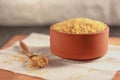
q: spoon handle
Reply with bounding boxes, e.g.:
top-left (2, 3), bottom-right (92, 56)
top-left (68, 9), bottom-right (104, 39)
top-left (19, 41), bottom-right (32, 57)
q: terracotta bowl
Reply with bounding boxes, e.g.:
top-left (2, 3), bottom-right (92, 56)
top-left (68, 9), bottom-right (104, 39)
top-left (50, 26), bottom-right (109, 60)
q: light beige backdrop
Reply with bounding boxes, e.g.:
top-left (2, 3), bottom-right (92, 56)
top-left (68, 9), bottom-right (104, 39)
top-left (0, 0), bottom-right (120, 26)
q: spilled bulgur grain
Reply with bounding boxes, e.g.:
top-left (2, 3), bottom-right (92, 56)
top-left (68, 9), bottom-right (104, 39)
top-left (52, 18), bottom-right (107, 34)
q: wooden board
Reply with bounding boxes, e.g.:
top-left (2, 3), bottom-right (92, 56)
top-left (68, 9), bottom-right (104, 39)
top-left (1, 35), bottom-right (120, 80)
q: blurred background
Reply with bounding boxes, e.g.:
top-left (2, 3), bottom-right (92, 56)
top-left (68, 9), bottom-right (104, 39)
top-left (0, 0), bottom-right (120, 47)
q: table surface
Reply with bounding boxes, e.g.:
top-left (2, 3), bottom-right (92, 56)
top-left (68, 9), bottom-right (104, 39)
top-left (0, 35), bottom-right (120, 80)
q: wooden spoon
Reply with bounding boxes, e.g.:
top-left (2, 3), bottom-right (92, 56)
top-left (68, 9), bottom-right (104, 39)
top-left (19, 41), bottom-right (48, 68)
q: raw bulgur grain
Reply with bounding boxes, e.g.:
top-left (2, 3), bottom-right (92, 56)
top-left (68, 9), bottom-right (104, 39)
top-left (52, 18), bottom-right (107, 34)
top-left (31, 55), bottom-right (47, 68)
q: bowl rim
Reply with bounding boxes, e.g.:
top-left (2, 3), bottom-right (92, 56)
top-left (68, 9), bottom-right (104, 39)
top-left (50, 26), bottom-right (109, 36)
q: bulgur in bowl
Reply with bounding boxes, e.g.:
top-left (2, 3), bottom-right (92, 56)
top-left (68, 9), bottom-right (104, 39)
top-left (50, 18), bottom-right (109, 60)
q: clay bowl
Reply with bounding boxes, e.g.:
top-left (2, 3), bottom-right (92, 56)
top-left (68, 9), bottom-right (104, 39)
top-left (50, 26), bottom-right (109, 60)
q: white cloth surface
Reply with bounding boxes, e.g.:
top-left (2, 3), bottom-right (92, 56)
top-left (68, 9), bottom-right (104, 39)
top-left (0, 33), bottom-right (120, 80)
